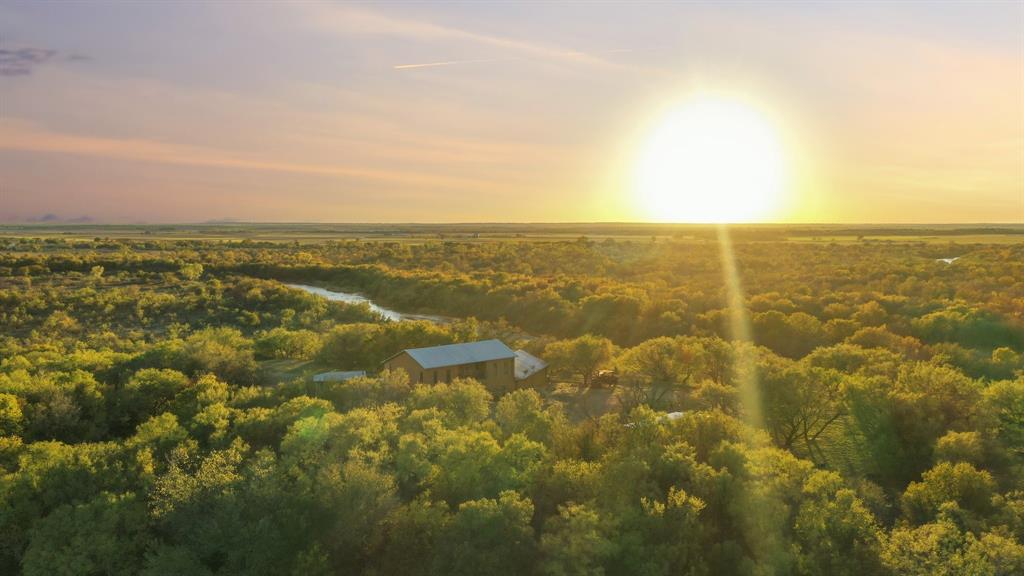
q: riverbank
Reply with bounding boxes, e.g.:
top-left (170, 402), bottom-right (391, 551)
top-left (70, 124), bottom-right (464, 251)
top-left (286, 283), bottom-right (449, 323)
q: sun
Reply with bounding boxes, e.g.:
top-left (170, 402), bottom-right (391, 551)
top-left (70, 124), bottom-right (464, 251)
top-left (634, 94), bottom-right (788, 223)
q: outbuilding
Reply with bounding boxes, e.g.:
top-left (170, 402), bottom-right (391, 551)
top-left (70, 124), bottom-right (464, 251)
top-left (383, 339), bottom-right (517, 391)
top-left (513, 349), bottom-right (548, 388)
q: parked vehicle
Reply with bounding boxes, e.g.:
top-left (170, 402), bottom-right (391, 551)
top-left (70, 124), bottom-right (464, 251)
top-left (592, 369), bottom-right (619, 388)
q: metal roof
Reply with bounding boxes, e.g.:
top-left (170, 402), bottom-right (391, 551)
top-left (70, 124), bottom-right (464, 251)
top-left (312, 370), bottom-right (367, 383)
top-left (514, 349), bottom-right (548, 380)
top-left (401, 339), bottom-right (515, 370)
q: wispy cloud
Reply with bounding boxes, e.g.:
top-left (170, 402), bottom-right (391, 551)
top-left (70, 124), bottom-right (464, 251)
top-left (394, 56), bottom-right (518, 70)
top-left (0, 119), bottom-right (499, 191)
top-left (0, 47), bottom-right (57, 76)
top-left (0, 46), bottom-right (91, 76)
top-left (393, 48), bottom-right (635, 71)
top-left (307, 4), bottom-right (618, 69)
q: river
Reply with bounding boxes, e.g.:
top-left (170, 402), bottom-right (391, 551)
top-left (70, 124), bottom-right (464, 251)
top-left (286, 284), bottom-right (447, 323)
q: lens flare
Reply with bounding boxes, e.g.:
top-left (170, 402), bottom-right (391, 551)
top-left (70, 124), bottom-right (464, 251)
top-left (716, 224), bottom-right (762, 430)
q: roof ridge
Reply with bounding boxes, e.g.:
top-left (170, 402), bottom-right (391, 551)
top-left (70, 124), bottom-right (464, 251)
top-left (405, 337), bottom-right (504, 352)
top-left (392, 339), bottom-right (515, 370)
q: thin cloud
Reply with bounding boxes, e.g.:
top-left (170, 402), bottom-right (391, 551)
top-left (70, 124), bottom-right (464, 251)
top-left (394, 56), bottom-right (520, 70)
top-left (394, 48), bottom-right (636, 71)
top-left (0, 119), bottom-right (499, 191)
top-left (0, 47), bottom-right (57, 76)
top-left (308, 4), bottom-right (617, 69)
top-left (0, 46), bottom-right (91, 76)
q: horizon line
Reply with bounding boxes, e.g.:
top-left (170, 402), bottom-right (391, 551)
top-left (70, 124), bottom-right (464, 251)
top-left (2, 221), bottom-right (1023, 228)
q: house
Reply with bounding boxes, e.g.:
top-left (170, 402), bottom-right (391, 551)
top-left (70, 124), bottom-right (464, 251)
top-left (312, 370), bottom-right (367, 383)
top-left (383, 339), bottom-right (516, 391)
top-left (384, 339), bottom-right (548, 392)
top-left (513, 349), bottom-right (548, 388)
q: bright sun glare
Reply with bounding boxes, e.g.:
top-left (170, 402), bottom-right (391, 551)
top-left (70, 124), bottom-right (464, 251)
top-left (634, 95), bottom-right (787, 223)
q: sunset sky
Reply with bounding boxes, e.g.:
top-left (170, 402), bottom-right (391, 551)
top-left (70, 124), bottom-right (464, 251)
top-left (1, 2), bottom-right (1022, 224)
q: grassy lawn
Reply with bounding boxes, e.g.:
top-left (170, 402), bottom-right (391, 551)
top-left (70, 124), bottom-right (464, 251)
top-left (260, 359), bottom-right (322, 384)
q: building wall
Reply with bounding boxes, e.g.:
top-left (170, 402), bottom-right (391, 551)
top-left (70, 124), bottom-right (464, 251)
top-left (382, 352), bottom-right (425, 383)
top-left (478, 358), bottom-right (516, 393)
top-left (383, 352), bottom-right (515, 391)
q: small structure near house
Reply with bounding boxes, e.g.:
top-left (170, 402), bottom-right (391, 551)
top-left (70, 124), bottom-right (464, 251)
top-left (513, 349), bottom-right (548, 388)
top-left (625, 411), bottom-right (685, 429)
top-left (383, 339), bottom-right (546, 392)
top-left (312, 370), bottom-right (367, 383)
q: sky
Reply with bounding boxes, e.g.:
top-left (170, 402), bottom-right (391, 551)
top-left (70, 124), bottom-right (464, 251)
top-left (1, 1), bottom-right (1022, 224)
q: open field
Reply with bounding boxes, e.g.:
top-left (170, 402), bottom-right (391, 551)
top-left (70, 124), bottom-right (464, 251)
top-left (784, 233), bottom-right (1024, 244)
top-left (2, 222), bottom-right (1023, 244)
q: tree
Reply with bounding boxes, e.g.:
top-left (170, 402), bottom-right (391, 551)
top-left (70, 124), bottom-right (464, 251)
top-left (119, 368), bottom-right (191, 432)
top-left (374, 499), bottom-right (449, 576)
top-left (311, 369), bottom-right (411, 412)
top-left (409, 379), bottom-right (492, 428)
top-left (128, 412), bottom-right (189, 464)
top-left (317, 322), bottom-right (454, 370)
top-left (540, 504), bottom-right (615, 576)
top-left (8, 370), bottom-right (108, 442)
top-left (982, 378), bottom-right (1024, 461)
top-left (425, 428), bottom-right (545, 505)
top-left (318, 461), bottom-right (399, 571)
top-left (848, 363), bottom-right (983, 488)
top-left (545, 335), bottom-right (615, 388)
top-left (179, 263), bottom-right (204, 281)
top-left (181, 327), bottom-right (260, 385)
top-left (882, 516), bottom-right (1024, 576)
top-left (495, 389), bottom-right (560, 444)
top-left (254, 328), bottom-right (321, 360)
top-left (901, 462), bottom-right (996, 525)
top-left (752, 311), bottom-right (826, 358)
top-left (0, 392), bottom-right (23, 436)
top-left (433, 491), bottom-right (537, 576)
top-left (607, 486), bottom-right (707, 576)
top-left (793, 471), bottom-right (884, 576)
top-left (852, 301), bottom-right (887, 327)
top-left (615, 336), bottom-right (708, 409)
top-left (934, 431), bottom-right (985, 466)
top-left (760, 359), bottom-right (846, 460)
top-left (22, 492), bottom-right (150, 576)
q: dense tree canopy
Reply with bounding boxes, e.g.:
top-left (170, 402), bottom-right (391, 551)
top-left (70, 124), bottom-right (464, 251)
top-left (1, 234), bottom-right (1021, 574)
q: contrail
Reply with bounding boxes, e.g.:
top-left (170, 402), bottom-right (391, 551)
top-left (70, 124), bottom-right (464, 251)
top-left (393, 48), bottom-right (634, 70)
top-left (393, 56), bottom-right (518, 70)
